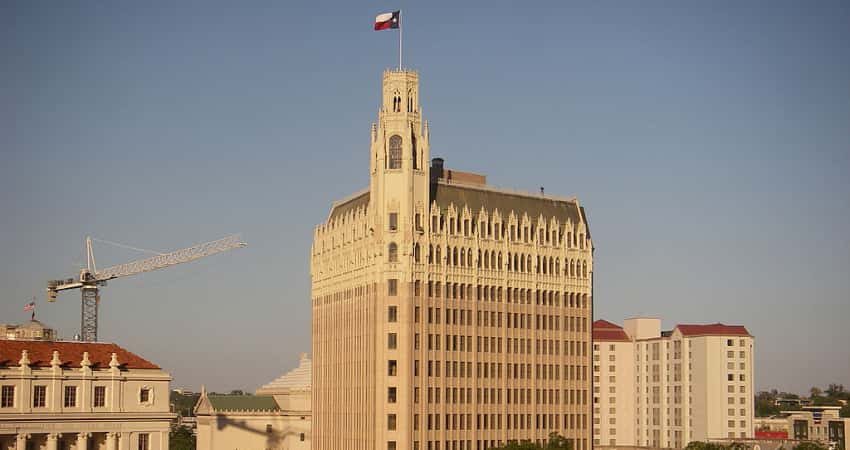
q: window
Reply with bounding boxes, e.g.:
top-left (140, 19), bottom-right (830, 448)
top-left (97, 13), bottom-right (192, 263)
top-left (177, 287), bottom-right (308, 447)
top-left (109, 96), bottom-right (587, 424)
top-left (300, 433), bottom-right (305, 442)
top-left (388, 333), bottom-right (398, 349)
top-left (64, 386), bottom-right (77, 407)
top-left (388, 414), bottom-right (397, 430)
top-left (1, 386), bottom-right (14, 408)
top-left (266, 424), bottom-right (273, 434)
top-left (33, 385), bottom-right (46, 408)
top-left (727, 374), bottom-right (734, 381)
top-left (388, 360), bottom-right (398, 376)
top-left (388, 135), bottom-right (402, 169)
top-left (388, 387), bottom-right (397, 403)
top-left (389, 213), bottom-right (398, 231)
top-left (727, 339), bottom-right (733, 346)
top-left (139, 387), bottom-right (151, 403)
top-left (388, 442), bottom-right (397, 450)
top-left (138, 433), bottom-right (149, 450)
top-left (388, 243), bottom-right (398, 262)
top-left (388, 306), bottom-right (398, 322)
top-left (94, 386), bottom-right (106, 407)
top-left (388, 279), bottom-right (398, 296)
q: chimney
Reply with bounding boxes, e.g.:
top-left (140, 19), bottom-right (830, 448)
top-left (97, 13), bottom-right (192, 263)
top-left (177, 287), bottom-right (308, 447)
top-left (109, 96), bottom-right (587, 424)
top-left (431, 158), bottom-right (444, 182)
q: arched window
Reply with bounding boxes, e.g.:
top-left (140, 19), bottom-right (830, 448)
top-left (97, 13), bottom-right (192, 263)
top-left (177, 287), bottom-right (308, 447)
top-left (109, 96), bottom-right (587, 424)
top-left (388, 243), bottom-right (398, 262)
top-left (388, 135), bottom-right (402, 169)
top-left (428, 244), bottom-right (434, 264)
top-left (435, 246), bottom-right (441, 265)
top-left (413, 243), bottom-right (421, 263)
top-left (467, 249), bottom-right (472, 266)
top-left (583, 261), bottom-right (588, 278)
top-left (393, 91), bottom-right (401, 112)
top-left (412, 134), bottom-right (418, 170)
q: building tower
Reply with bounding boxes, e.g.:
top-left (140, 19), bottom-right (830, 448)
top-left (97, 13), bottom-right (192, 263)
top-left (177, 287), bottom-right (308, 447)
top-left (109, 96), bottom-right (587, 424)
top-left (312, 70), bottom-right (594, 450)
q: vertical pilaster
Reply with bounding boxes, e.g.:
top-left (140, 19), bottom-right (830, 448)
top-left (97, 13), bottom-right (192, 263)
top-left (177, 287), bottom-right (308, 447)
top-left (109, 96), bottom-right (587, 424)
top-left (47, 433), bottom-right (61, 450)
top-left (118, 432), bottom-right (131, 450)
top-left (15, 434), bottom-right (30, 450)
top-left (105, 432), bottom-right (117, 450)
top-left (77, 432), bottom-right (90, 450)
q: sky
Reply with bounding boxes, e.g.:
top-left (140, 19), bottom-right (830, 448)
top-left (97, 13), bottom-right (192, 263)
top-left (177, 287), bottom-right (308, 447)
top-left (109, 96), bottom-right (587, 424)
top-left (1, 1), bottom-right (848, 395)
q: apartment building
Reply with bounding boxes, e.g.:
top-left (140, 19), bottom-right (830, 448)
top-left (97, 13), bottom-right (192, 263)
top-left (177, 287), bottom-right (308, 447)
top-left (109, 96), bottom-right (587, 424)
top-left (593, 318), bottom-right (754, 448)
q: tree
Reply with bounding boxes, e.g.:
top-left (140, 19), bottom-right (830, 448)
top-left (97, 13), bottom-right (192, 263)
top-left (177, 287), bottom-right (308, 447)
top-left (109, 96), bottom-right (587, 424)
top-left (490, 434), bottom-right (572, 450)
top-left (490, 441), bottom-right (540, 450)
top-left (685, 441), bottom-right (729, 450)
top-left (169, 425), bottom-right (195, 450)
top-left (810, 387), bottom-right (822, 398)
top-left (825, 384), bottom-right (846, 398)
top-left (841, 403), bottom-right (850, 418)
top-left (792, 442), bottom-right (827, 450)
top-left (544, 432), bottom-right (572, 450)
top-left (756, 391), bottom-right (781, 417)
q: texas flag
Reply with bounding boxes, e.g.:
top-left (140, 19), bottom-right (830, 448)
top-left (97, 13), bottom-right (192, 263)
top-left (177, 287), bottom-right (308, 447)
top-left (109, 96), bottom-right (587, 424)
top-left (374, 11), bottom-right (400, 31)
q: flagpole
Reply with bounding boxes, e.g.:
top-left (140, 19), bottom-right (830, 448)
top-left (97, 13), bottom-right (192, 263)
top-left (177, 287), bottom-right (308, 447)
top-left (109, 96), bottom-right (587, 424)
top-left (398, 10), bottom-right (403, 70)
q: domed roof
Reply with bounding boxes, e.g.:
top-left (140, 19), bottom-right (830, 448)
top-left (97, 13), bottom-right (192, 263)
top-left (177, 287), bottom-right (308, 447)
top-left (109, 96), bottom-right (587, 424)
top-left (256, 353), bottom-right (311, 395)
top-left (19, 320), bottom-right (48, 330)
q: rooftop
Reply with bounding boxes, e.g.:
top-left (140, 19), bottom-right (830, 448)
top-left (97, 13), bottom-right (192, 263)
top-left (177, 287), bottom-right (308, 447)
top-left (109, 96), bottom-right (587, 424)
top-left (256, 353), bottom-right (311, 395)
top-left (0, 340), bottom-right (159, 369)
top-left (675, 323), bottom-right (751, 337)
top-left (592, 319), bottom-right (631, 342)
top-left (206, 394), bottom-right (280, 412)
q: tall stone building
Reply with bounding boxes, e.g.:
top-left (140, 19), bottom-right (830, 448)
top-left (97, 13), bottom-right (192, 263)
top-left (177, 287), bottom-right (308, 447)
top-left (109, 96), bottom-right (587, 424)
top-left (592, 318), bottom-right (754, 448)
top-left (311, 70), bottom-right (594, 450)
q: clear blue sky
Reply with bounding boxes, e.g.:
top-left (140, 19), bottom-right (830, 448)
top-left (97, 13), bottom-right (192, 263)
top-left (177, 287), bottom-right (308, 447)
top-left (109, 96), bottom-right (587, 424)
top-left (2, 1), bottom-right (848, 394)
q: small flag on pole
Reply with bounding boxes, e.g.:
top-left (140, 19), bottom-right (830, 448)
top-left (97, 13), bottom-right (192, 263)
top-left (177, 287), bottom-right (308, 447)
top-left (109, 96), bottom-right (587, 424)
top-left (23, 301), bottom-right (35, 312)
top-left (374, 11), bottom-right (400, 30)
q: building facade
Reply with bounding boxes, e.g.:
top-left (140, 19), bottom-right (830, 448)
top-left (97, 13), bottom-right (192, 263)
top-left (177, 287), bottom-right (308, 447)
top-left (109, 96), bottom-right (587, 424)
top-left (194, 354), bottom-right (312, 450)
top-left (1, 320), bottom-right (57, 341)
top-left (753, 406), bottom-right (848, 450)
top-left (311, 69), bottom-right (594, 450)
top-left (0, 340), bottom-right (173, 450)
top-left (592, 318), bottom-right (754, 448)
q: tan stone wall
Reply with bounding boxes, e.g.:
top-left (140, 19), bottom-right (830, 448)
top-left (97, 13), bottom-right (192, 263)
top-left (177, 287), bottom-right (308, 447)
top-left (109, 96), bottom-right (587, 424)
top-left (196, 414), bottom-right (310, 450)
top-left (0, 365), bottom-right (173, 450)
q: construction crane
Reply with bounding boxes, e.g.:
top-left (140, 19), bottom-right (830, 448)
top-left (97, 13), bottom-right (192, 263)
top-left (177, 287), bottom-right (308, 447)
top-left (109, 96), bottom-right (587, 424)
top-left (47, 234), bottom-right (246, 342)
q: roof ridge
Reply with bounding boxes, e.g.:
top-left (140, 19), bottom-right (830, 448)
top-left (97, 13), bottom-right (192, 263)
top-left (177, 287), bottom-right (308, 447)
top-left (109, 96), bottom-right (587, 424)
top-left (436, 179), bottom-right (578, 205)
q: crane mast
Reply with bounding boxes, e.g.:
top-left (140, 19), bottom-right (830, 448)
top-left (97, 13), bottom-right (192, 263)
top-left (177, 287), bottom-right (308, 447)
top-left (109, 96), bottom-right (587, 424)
top-left (47, 234), bottom-right (245, 342)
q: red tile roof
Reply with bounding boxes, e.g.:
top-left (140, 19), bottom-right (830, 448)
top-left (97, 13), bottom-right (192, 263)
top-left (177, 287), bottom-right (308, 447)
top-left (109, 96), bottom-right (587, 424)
top-left (593, 319), bottom-right (631, 342)
top-left (675, 324), bottom-right (750, 337)
top-left (0, 340), bottom-right (159, 370)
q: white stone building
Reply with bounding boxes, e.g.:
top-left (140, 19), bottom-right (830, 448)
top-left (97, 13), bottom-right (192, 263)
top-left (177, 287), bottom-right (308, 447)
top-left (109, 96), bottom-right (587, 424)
top-left (592, 318), bottom-right (754, 448)
top-left (0, 339), bottom-right (173, 450)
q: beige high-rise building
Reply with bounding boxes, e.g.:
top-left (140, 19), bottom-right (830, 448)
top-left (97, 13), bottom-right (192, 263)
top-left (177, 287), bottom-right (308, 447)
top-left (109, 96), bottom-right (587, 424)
top-left (311, 69), bottom-right (594, 450)
top-left (592, 318), bottom-right (754, 449)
